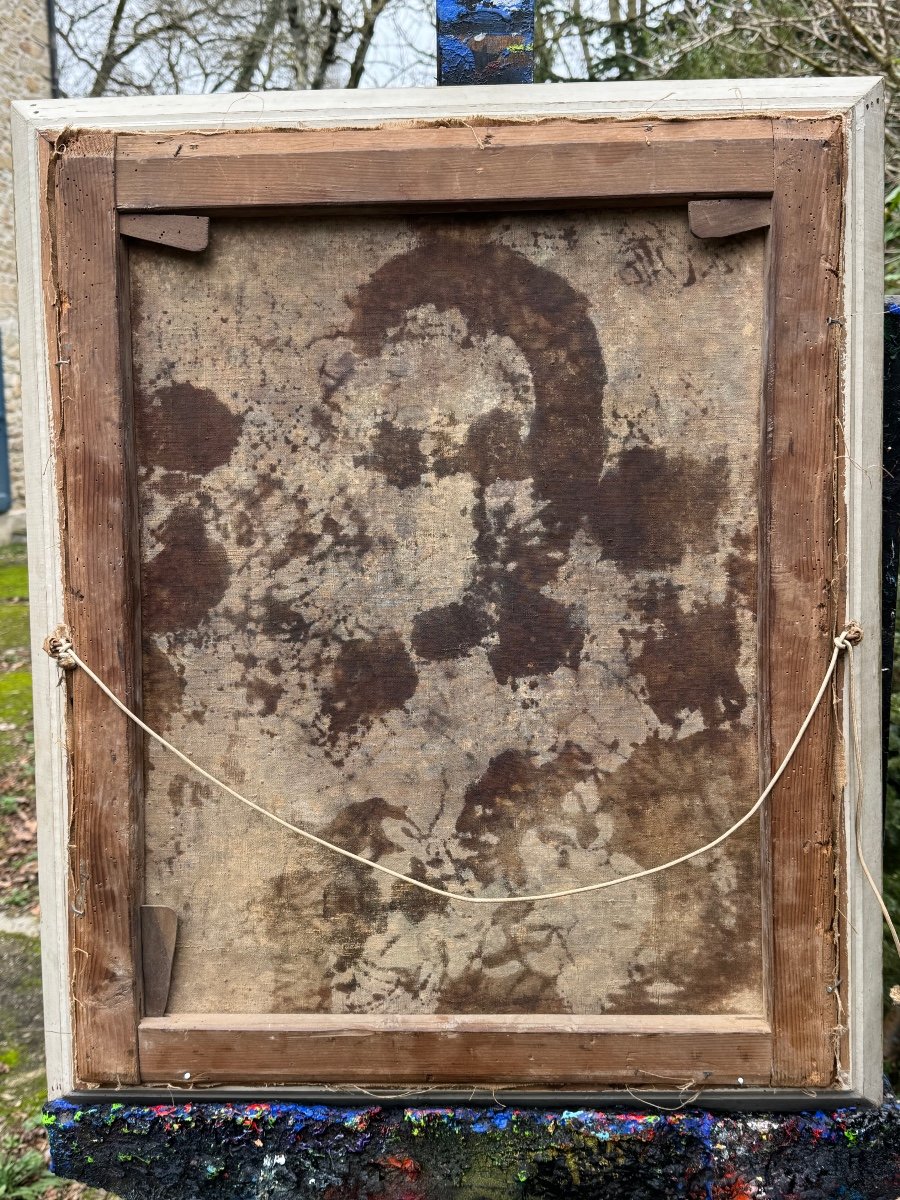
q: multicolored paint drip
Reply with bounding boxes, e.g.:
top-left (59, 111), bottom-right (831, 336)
top-left (437, 0), bottom-right (534, 85)
top-left (44, 1093), bottom-right (900, 1198)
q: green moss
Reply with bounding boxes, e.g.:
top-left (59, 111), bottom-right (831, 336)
top-left (0, 605), bottom-right (30, 656)
top-left (0, 565), bottom-right (28, 602)
top-left (0, 933), bottom-right (46, 1126)
top-left (0, 673), bottom-right (32, 727)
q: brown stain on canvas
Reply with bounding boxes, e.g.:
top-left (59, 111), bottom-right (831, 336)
top-left (347, 229), bottom-right (608, 546)
top-left (455, 742), bottom-right (597, 887)
top-left (357, 421), bottom-right (427, 489)
top-left (260, 798), bottom-right (417, 1010)
top-left (411, 600), bottom-right (492, 662)
top-left (344, 232), bottom-right (607, 685)
top-left (437, 938), bottom-right (568, 1014)
top-left (141, 505), bottom-right (230, 634)
top-left (262, 863), bottom-right (370, 1011)
top-left (320, 632), bottom-right (418, 742)
top-left (726, 527), bottom-right (758, 603)
top-left (142, 640), bottom-right (187, 728)
top-left (598, 729), bottom-right (761, 1011)
top-left (594, 447), bottom-right (728, 571)
top-left (624, 579), bottom-right (746, 730)
top-left (136, 380), bottom-right (243, 474)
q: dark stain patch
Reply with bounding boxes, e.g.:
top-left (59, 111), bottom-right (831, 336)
top-left (488, 588), bottom-right (585, 686)
top-left (261, 598), bottom-right (312, 644)
top-left (390, 861), bottom-right (449, 924)
top-left (142, 639), bottom-right (187, 729)
top-left (437, 957), bottom-right (567, 1014)
top-left (262, 864), bottom-right (371, 1012)
top-left (166, 775), bottom-right (211, 819)
top-left (233, 509), bottom-right (255, 549)
top-left (325, 797), bottom-right (412, 861)
top-left (346, 228), bottom-right (606, 546)
top-left (318, 350), bottom-right (356, 406)
top-left (456, 742), bottom-right (597, 886)
top-left (155, 470), bottom-right (195, 501)
top-left (260, 799), bottom-right (414, 1009)
top-left (599, 729), bottom-right (761, 1013)
top-left (448, 408), bottom-right (530, 486)
top-left (434, 906), bottom-right (572, 1013)
top-left (269, 507), bottom-right (320, 571)
top-left (594, 447), bottom-right (728, 572)
top-left (309, 403), bottom-right (338, 441)
top-left (342, 230), bottom-right (614, 684)
top-left (617, 230), bottom-right (676, 289)
top-left (411, 600), bottom-right (492, 661)
top-left (726, 526), bottom-right (758, 604)
top-left (320, 632), bottom-right (418, 742)
top-left (321, 866), bottom-right (385, 977)
top-left (320, 510), bottom-right (373, 558)
top-left (137, 381), bottom-right (243, 474)
top-left (624, 580), bottom-right (747, 730)
top-left (357, 421), bottom-right (427, 489)
top-left (245, 675), bottom-right (284, 717)
top-left (142, 506), bottom-right (229, 634)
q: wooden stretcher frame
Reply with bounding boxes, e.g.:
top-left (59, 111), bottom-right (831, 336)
top-left (11, 78), bottom-right (885, 1104)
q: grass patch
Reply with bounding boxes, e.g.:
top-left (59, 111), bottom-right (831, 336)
top-left (0, 609), bottom-right (29, 658)
top-left (0, 1137), bottom-right (55, 1197)
top-left (0, 568), bottom-right (28, 604)
top-left (0, 677), bottom-right (32, 731)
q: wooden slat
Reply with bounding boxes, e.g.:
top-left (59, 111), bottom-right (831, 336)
top-left (50, 131), bottom-right (143, 1084)
top-left (119, 213), bottom-right (209, 251)
top-left (688, 197), bottom-right (772, 238)
top-left (139, 1016), bottom-right (772, 1086)
top-left (115, 119), bottom-right (774, 211)
top-left (140, 906), bottom-right (178, 1018)
top-left (767, 118), bottom-right (843, 1087)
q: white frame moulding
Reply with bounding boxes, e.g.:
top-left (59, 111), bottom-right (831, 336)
top-left (11, 77), bottom-right (885, 1104)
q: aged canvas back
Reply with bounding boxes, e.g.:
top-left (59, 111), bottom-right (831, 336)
top-left (133, 207), bottom-right (766, 1018)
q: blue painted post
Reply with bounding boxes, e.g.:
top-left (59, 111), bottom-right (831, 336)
top-left (437, 0), bottom-right (534, 85)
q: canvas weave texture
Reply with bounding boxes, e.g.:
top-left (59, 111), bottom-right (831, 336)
top-left (132, 209), bottom-right (765, 1017)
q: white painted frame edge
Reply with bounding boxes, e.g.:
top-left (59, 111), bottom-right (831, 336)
top-left (9, 76), bottom-right (885, 130)
top-left (843, 81), bottom-right (886, 1105)
top-left (11, 77), bottom-right (885, 1102)
top-left (11, 111), bottom-right (72, 1098)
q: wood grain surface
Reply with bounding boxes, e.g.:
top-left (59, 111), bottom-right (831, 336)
top-left (115, 119), bottom-right (775, 211)
top-left (688, 198), bottom-right (772, 238)
top-left (47, 131), bottom-right (144, 1084)
top-left (120, 213), bottom-right (209, 251)
top-left (767, 118), bottom-right (844, 1087)
top-left (141, 906), bottom-right (178, 1017)
top-left (139, 1014), bottom-right (773, 1085)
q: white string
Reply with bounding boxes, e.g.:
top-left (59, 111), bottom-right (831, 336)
top-left (48, 629), bottom-right (855, 906)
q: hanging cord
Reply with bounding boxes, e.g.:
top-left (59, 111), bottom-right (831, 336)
top-left (46, 625), bottom-right (860, 906)
top-left (844, 638), bottom-right (900, 978)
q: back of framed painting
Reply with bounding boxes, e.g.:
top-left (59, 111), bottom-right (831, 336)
top-left (13, 81), bottom-right (884, 1101)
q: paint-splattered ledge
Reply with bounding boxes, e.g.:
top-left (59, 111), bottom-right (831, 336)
top-left (44, 1092), bottom-right (900, 1198)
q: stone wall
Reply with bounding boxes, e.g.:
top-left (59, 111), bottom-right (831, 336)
top-left (0, 1), bottom-right (51, 542)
